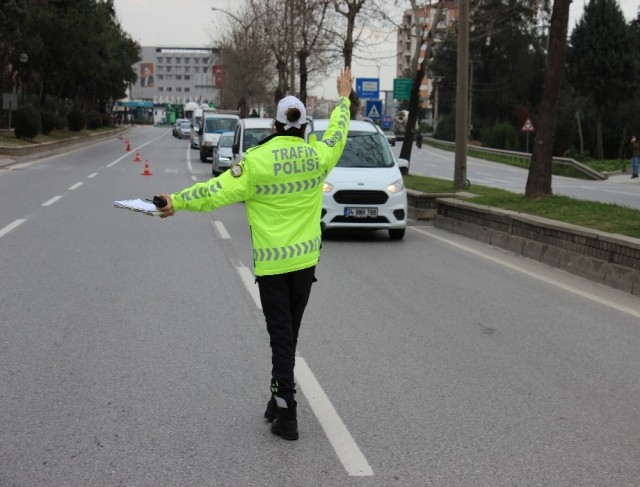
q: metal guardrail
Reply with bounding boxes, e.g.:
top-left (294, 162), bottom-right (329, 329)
top-left (425, 137), bottom-right (608, 181)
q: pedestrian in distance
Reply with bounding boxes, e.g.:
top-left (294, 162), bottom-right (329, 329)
top-left (630, 135), bottom-right (640, 178)
top-left (154, 67), bottom-right (355, 441)
top-left (415, 131), bottom-right (423, 149)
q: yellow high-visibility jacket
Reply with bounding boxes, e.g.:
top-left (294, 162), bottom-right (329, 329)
top-left (171, 97), bottom-right (351, 276)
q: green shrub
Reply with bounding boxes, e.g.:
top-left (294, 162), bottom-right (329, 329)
top-left (40, 110), bottom-right (62, 135)
top-left (433, 113), bottom-right (456, 141)
top-left (67, 109), bottom-right (86, 132)
top-left (481, 122), bottom-right (518, 150)
top-left (14, 104), bottom-right (41, 139)
top-left (87, 111), bottom-right (103, 130)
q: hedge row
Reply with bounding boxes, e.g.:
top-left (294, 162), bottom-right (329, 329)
top-left (13, 106), bottom-right (114, 140)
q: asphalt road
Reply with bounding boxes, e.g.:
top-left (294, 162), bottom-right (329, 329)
top-left (399, 143), bottom-right (640, 210)
top-left (1, 127), bottom-right (639, 486)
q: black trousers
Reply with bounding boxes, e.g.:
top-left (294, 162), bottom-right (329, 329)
top-left (257, 266), bottom-right (316, 405)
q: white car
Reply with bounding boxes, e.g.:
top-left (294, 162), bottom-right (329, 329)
top-left (212, 131), bottom-right (235, 176)
top-left (311, 119), bottom-right (408, 240)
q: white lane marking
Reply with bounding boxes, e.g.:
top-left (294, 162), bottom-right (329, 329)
top-left (87, 172), bottom-right (98, 178)
top-left (296, 357), bottom-right (374, 477)
top-left (68, 182), bottom-right (83, 190)
top-left (236, 265), bottom-right (262, 309)
top-left (107, 132), bottom-right (167, 168)
top-left (234, 261), bottom-right (374, 476)
top-left (211, 220), bottom-right (230, 239)
top-left (42, 195), bottom-right (63, 206)
top-left (411, 226), bottom-right (640, 319)
top-left (187, 145), bottom-right (193, 173)
top-left (0, 219), bottom-right (27, 238)
top-left (107, 151), bottom-right (131, 167)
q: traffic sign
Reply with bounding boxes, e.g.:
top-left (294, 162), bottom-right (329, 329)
top-left (521, 118), bottom-right (535, 132)
top-left (382, 115), bottom-right (393, 129)
top-left (365, 100), bottom-right (382, 120)
top-left (356, 78), bottom-right (379, 100)
top-left (393, 78), bottom-right (412, 100)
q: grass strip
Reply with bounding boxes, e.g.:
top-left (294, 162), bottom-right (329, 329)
top-left (403, 174), bottom-right (640, 239)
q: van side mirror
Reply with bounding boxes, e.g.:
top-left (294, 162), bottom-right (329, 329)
top-left (232, 142), bottom-right (239, 155)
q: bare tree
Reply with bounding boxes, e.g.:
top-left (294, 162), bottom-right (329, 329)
top-left (252, 0), bottom-right (295, 105)
top-left (293, 0), bottom-right (333, 105)
top-left (398, 1), bottom-right (446, 168)
top-left (525, 0), bottom-right (571, 198)
top-left (215, 5), bottom-right (274, 117)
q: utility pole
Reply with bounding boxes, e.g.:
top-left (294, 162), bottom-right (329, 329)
top-left (454, 0), bottom-right (469, 189)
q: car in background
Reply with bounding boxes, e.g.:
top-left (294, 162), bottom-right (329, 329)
top-left (230, 118), bottom-right (274, 165)
top-left (311, 119), bottom-right (408, 240)
top-left (177, 121), bottom-right (192, 140)
top-left (212, 131), bottom-right (235, 176)
top-left (383, 130), bottom-right (396, 146)
top-left (172, 118), bottom-right (188, 137)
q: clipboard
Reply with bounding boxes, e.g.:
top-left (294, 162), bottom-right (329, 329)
top-left (114, 198), bottom-right (163, 216)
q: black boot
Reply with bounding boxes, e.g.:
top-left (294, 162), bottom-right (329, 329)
top-left (271, 400), bottom-right (298, 441)
top-left (264, 396), bottom-right (278, 422)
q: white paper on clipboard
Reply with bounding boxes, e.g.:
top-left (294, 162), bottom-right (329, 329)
top-left (114, 198), bottom-right (162, 216)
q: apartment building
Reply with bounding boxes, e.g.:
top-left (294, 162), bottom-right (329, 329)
top-left (130, 46), bottom-right (221, 106)
top-left (396, 2), bottom-right (458, 112)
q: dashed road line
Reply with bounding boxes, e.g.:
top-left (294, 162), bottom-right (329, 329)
top-left (42, 195), bottom-right (63, 206)
top-left (211, 220), bottom-right (230, 239)
top-left (68, 182), bottom-right (83, 190)
top-left (0, 219), bottom-right (27, 238)
top-left (234, 260), bottom-right (374, 476)
top-left (296, 358), bottom-right (374, 477)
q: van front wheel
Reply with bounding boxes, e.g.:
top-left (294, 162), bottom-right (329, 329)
top-left (389, 228), bottom-right (405, 240)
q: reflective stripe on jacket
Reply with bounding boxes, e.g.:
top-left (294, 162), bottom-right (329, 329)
top-left (171, 97), bottom-right (351, 276)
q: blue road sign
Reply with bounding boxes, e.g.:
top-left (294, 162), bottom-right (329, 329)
top-left (366, 100), bottom-right (382, 120)
top-left (356, 78), bottom-right (379, 100)
top-left (381, 115), bottom-right (393, 129)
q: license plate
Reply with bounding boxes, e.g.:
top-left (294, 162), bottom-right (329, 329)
top-left (344, 207), bottom-right (378, 218)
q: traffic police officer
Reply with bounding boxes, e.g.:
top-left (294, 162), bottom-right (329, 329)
top-left (157, 67), bottom-right (355, 440)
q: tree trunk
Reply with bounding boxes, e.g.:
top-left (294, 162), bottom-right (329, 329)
top-left (525, 0), bottom-right (571, 199)
top-left (399, 67), bottom-right (425, 162)
top-left (595, 111), bottom-right (604, 160)
top-left (298, 51), bottom-right (309, 106)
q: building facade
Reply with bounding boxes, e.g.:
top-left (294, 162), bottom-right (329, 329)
top-left (131, 46), bottom-right (221, 106)
top-left (396, 2), bottom-right (458, 115)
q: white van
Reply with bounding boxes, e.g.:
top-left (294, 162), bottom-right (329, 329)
top-left (198, 113), bottom-right (240, 162)
top-left (231, 118), bottom-right (274, 164)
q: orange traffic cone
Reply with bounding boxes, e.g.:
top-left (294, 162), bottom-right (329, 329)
top-left (133, 150), bottom-right (141, 162)
top-left (126, 141), bottom-right (131, 152)
top-left (141, 160), bottom-right (153, 176)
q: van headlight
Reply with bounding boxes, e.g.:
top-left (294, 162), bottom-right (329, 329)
top-left (387, 179), bottom-right (405, 194)
top-left (323, 182), bottom-right (333, 192)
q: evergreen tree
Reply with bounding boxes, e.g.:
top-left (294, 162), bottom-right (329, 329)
top-left (567, 0), bottom-right (639, 159)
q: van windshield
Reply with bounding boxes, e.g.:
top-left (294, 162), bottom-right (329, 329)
top-left (243, 127), bottom-right (273, 151)
top-left (205, 118), bottom-right (238, 133)
top-left (312, 130), bottom-right (394, 168)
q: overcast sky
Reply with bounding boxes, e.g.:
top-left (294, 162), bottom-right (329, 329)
top-left (113, 0), bottom-right (639, 98)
